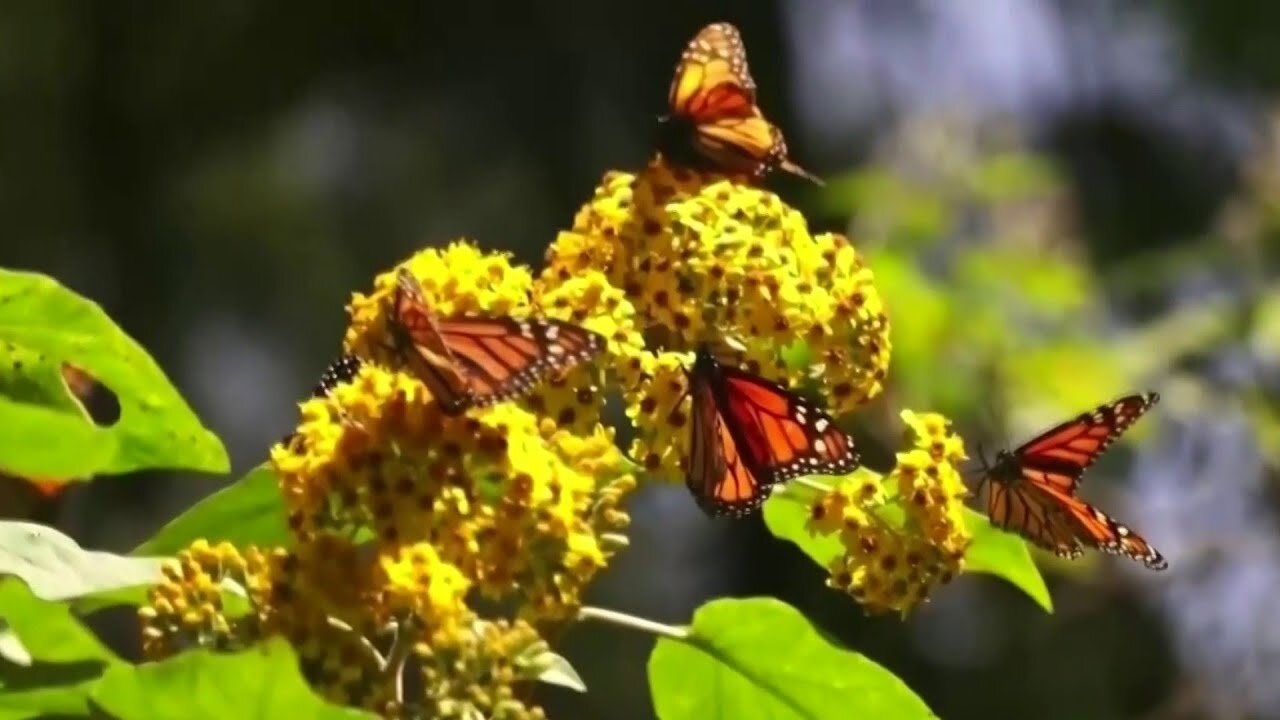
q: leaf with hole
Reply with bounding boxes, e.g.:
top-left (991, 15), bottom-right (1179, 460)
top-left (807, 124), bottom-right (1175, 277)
top-left (0, 268), bottom-right (227, 478)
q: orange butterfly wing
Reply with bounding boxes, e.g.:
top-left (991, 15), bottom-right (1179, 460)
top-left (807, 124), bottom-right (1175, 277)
top-left (668, 22), bottom-right (757, 119)
top-left (390, 269), bottom-right (474, 413)
top-left (1015, 393), bottom-right (1159, 494)
top-left (687, 374), bottom-right (769, 517)
top-left (436, 316), bottom-right (605, 408)
top-left (987, 477), bottom-right (1084, 560)
top-left (685, 347), bottom-right (859, 517)
top-left (390, 269), bottom-right (606, 415)
top-left (985, 393), bottom-right (1166, 570)
top-left (1035, 483), bottom-right (1167, 570)
top-left (660, 23), bottom-right (821, 184)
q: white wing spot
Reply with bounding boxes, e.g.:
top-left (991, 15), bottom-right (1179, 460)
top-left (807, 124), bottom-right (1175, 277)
top-left (814, 418), bottom-right (829, 432)
top-left (813, 439), bottom-right (827, 455)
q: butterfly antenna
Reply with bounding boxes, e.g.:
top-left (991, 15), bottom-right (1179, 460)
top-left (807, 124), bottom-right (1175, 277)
top-left (780, 159), bottom-right (825, 186)
top-left (971, 440), bottom-right (991, 499)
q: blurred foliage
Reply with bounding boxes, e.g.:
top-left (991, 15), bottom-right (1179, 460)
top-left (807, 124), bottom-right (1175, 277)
top-left (828, 113), bottom-right (1280, 480)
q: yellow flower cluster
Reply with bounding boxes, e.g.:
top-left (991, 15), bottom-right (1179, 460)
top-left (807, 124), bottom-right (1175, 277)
top-left (806, 410), bottom-right (971, 615)
top-left (140, 538), bottom-right (557, 716)
top-left (538, 159), bottom-right (891, 482)
top-left (142, 242), bottom-right (637, 716)
top-left (416, 618), bottom-right (551, 720)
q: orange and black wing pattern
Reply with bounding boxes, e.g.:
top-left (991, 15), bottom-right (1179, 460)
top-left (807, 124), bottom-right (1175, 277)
top-left (657, 22), bottom-right (821, 184)
top-left (435, 315), bottom-right (605, 411)
top-left (390, 268), bottom-right (606, 415)
top-left (1013, 393), bottom-right (1159, 494)
top-left (389, 269), bottom-right (474, 413)
top-left (685, 346), bottom-right (859, 517)
top-left (984, 393), bottom-right (1166, 570)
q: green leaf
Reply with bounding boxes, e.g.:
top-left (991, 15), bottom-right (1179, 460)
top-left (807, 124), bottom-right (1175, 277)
top-left (0, 268), bottom-right (228, 477)
top-left (522, 649), bottom-right (586, 693)
top-left (0, 521), bottom-right (163, 602)
top-left (133, 465), bottom-right (290, 556)
top-left (648, 597), bottom-right (935, 720)
top-left (91, 638), bottom-right (377, 719)
top-left (762, 488), bottom-right (1053, 613)
top-left (0, 620), bottom-right (30, 667)
top-left (0, 578), bottom-right (119, 665)
top-left (0, 578), bottom-right (120, 718)
top-left (961, 507), bottom-right (1053, 612)
top-left (0, 396), bottom-right (116, 480)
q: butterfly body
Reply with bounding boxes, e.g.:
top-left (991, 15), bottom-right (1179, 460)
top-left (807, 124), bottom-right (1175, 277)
top-left (982, 393), bottom-right (1167, 570)
top-left (684, 345), bottom-right (859, 517)
top-left (658, 22), bottom-right (821, 184)
top-left (389, 268), bottom-right (605, 415)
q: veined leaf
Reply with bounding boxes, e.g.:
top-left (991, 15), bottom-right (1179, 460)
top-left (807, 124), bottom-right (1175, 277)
top-left (648, 597), bottom-right (935, 719)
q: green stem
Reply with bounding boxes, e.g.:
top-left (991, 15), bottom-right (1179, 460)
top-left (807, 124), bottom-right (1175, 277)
top-left (577, 606), bottom-right (691, 641)
top-left (383, 616), bottom-right (418, 704)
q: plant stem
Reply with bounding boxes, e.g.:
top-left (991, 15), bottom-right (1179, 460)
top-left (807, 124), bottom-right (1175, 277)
top-left (577, 606), bottom-right (691, 641)
top-left (383, 616), bottom-right (418, 705)
top-left (326, 616), bottom-right (386, 667)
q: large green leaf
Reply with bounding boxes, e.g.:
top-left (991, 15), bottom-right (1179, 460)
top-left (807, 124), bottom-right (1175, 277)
top-left (648, 597), bottom-right (935, 720)
top-left (0, 578), bottom-right (120, 718)
top-left (0, 268), bottom-right (227, 478)
top-left (0, 521), bottom-right (163, 602)
top-left (91, 638), bottom-right (376, 719)
top-left (134, 465), bottom-right (290, 556)
top-left (763, 488), bottom-right (1052, 613)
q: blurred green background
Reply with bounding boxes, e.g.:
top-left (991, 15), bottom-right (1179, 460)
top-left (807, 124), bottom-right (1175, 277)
top-left (2, 2), bottom-right (1279, 719)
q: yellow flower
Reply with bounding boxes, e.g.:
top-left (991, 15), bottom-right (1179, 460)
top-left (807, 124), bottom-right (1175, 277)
top-left (417, 618), bottom-right (552, 720)
top-left (535, 158), bottom-right (892, 483)
top-left (530, 270), bottom-right (645, 434)
top-left (805, 411), bottom-right (970, 616)
top-left (377, 542), bottom-right (471, 631)
top-left (623, 350), bottom-right (693, 483)
top-left (894, 410), bottom-right (971, 557)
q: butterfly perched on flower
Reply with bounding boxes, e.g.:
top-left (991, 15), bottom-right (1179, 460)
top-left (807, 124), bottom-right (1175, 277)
top-left (389, 268), bottom-right (606, 415)
top-left (656, 22), bottom-right (822, 185)
top-left (683, 344), bottom-right (859, 517)
top-left (978, 393), bottom-right (1167, 570)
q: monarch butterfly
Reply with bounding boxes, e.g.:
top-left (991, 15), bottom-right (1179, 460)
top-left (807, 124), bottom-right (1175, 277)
top-left (656, 22), bottom-right (822, 185)
top-left (979, 393), bottom-right (1167, 570)
top-left (389, 268), bottom-right (606, 415)
top-left (684, 344), bottom-right (860, 517)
